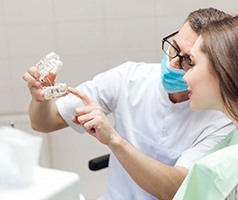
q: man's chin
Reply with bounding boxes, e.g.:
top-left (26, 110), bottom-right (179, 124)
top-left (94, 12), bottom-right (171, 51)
top-left (168, 91), bottom-right (189, 103)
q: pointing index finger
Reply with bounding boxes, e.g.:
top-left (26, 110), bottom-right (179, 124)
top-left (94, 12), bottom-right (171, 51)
top-left (68, 87), bottom-right (93, 105)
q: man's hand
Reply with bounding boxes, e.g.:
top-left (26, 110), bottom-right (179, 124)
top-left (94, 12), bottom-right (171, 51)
top-left (68, 87), bottom-right (119, 145)
top-left (22, 66), bottom-right (56, 102)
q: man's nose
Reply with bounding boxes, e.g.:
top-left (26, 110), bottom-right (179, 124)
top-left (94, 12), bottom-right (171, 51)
top-left (169, 56), bottom-right (181, 69)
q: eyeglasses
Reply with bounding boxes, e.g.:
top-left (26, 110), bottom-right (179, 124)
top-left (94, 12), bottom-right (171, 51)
top-left (162, 31), bottom-right (192, 71)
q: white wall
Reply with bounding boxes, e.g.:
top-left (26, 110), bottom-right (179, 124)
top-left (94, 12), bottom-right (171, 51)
top-left (0, 0), bottom-right (237, 199)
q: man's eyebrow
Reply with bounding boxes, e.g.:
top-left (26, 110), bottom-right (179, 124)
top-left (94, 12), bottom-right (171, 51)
top-left (173, 40), bottom-right (181, 52)
top-left (174, 39), bottom-right (191, 57)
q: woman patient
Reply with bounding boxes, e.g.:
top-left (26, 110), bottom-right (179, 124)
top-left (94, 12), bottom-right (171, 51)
top-left (173, 16), bottom-right (238, 200)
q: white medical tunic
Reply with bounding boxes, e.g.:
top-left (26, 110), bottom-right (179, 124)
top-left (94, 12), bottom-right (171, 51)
top-left (56, 62), bottom-right (235, 200)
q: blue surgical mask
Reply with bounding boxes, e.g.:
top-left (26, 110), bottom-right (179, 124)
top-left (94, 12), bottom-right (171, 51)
top-left (161, 54), bottom-right (188, 93)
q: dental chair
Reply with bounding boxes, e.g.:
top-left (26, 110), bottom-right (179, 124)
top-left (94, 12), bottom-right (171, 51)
top-left (88, 155), bottom-right (238, 200)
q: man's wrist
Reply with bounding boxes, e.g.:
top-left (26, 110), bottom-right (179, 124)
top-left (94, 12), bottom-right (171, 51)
top-left (108, 132), bottom-right (124, 151)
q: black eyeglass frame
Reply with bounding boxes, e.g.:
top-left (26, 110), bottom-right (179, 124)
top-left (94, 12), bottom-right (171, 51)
top-left (162, 31), bottom-right (192, 71)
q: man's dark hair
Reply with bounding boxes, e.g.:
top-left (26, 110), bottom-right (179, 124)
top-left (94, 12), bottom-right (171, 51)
top-left (185, 8), bottom-right (232, 34)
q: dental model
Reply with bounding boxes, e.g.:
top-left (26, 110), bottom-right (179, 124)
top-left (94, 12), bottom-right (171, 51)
top-left (43, 83), bottom-right (68, 100)
top-left (36, 52), bottom-right (68, 100)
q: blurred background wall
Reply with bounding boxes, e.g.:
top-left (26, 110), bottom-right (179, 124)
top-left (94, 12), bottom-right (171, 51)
top-left (0, 0), bottom-right (237, 199)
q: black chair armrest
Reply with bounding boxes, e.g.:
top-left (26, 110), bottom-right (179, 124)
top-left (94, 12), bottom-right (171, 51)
top-left (88, 154), bottom-right (110, 171)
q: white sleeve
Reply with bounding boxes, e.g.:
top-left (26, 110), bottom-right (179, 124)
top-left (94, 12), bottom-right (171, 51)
top-left (55, 62), bottom-right (133, 133)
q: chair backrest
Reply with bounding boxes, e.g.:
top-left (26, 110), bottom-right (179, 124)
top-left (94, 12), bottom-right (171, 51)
top-left (226, 184), bottom-right (238, 200)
